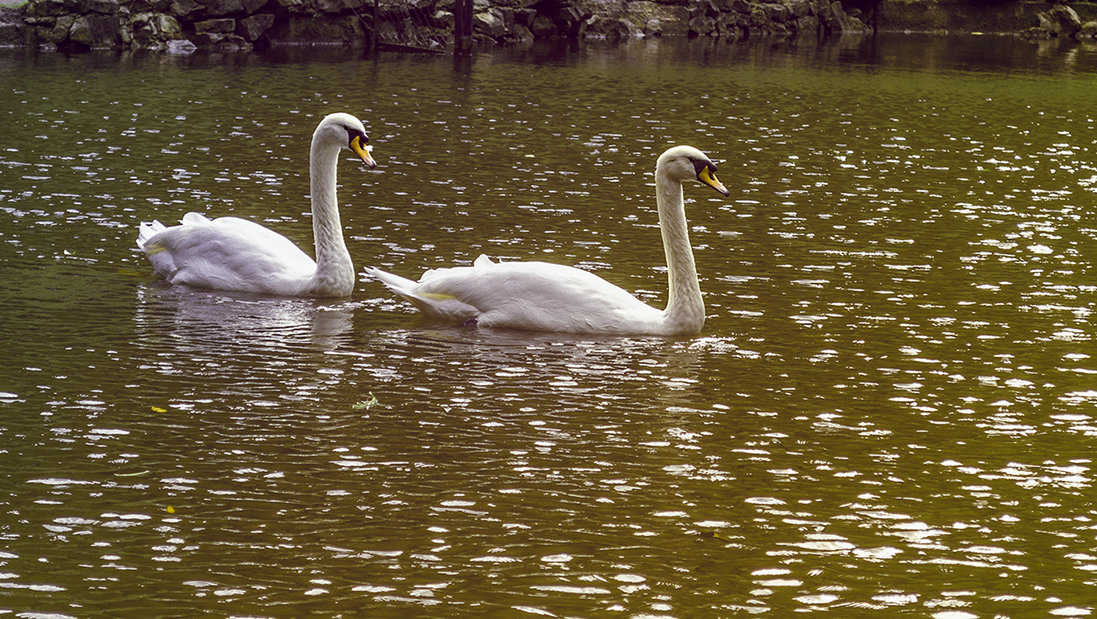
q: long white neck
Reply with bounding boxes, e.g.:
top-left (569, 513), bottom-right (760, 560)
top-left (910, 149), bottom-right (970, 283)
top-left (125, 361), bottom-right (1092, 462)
top-left (308, 138), bottom-right (354, 296)
top-left (656, 167), bottom-right (704, 334)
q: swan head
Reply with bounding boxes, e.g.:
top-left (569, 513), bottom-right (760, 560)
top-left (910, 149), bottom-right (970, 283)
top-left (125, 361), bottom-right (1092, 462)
top-left (315, 112), bottom-right (377, 169)
top-left (656, 145), bottom-right (729, 196)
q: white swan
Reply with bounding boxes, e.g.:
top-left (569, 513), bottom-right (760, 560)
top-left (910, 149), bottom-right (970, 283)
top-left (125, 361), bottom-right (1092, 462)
top-left (364, 145), bottom-right (729, 335)
top-left (136, 112), bottom-right (377, 298)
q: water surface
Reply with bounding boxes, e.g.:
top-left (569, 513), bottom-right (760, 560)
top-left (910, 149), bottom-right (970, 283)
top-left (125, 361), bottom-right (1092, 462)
top-left (3, 34), bottom-right (1097, 616)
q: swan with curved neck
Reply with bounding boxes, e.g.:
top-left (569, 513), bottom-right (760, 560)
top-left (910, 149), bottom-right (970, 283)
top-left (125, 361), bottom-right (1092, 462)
top-left (364, 145), bottom-right (728, 335)
top-left (136, 112), bottom-right (377, 297)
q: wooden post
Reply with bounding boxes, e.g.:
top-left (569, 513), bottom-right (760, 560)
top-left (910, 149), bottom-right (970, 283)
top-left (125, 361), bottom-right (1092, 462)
top-left (372, 0), bottom-right (379, 53)
top-left (454, 0), bottom-right (473, 55)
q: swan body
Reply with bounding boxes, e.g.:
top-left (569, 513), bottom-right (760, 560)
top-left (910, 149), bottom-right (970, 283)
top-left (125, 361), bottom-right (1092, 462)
top-left (364, 145), bottom-right (728, 335)
top-left (136, 112), bottom-right (377, 297)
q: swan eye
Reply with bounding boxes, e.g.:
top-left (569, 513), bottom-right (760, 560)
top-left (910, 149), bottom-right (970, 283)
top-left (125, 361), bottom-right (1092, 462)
top-left (346, 130), bottom-right (369, 149)
top-left (692, 158), bottom-right (715, 177)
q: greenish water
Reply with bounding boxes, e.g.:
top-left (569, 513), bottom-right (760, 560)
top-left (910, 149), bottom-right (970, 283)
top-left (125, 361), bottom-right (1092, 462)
top-left (2, 34), bottom-right (1097, 616)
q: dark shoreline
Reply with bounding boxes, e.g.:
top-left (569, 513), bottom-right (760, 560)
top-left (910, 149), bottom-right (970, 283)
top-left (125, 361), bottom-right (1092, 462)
top-left (1, 0), bottom-right (1096, 54)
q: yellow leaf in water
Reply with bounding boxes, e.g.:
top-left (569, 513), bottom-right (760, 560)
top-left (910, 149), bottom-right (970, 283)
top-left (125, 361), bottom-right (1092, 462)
top-left (151, 406), bottom-right (167, 413)
top-left (352, 393), bottom-right (379, 411)
top-left (166, 506), bottom-right (175, 514)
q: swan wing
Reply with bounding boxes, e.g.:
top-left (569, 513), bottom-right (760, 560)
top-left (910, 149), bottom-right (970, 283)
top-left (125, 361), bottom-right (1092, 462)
top-left (140, 215), bottom-right (316, 294)
top-left (375, 255), bottom-right (663, 333)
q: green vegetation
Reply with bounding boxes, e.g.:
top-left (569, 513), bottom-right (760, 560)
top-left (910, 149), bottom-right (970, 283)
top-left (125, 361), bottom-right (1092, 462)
top-left (352, 393), bottom-right (379, 411)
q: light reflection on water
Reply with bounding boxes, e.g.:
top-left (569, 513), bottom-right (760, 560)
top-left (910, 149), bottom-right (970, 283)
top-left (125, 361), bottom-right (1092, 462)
top-left (2, 34), bottom-right (1097, 616)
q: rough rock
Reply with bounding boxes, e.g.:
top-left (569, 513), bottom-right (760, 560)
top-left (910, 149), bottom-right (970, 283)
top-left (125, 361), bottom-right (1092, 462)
top-left (166, 37), bottom-right (196, 52)
top-left (86, 0), bottom-right (121, 14)
top-left (192, 30), bottom-right (248, 48)
top-left (689, 14), bottom-right (715, 35)
top-left (265, 13), bottom-right (363, 43)
top-left (795, 14), bottom-right (819, 36)
top-left (170, 0), bottom-right (202, 18)
top-left (473, 10), bottom-right (507, 37)
top-left (584, 14), bottom-right (640, 39)
top-left (272, 0), bottom-right (305, 12)
top-left (315, 0), bottom-right (367, 14)
top-left (0, 7), bottom-right (27, 45)
top-left (194, 17), bottom-right (234, 33)
top-left (13, 0), bottom-right (877, 52)
top-left (198, 0), bottom-right (244, 17)
top-left (131, 11), bottom-right (182, 47)
top-left (69, 13), bottom-right (122, 47)
top-left (506, 22), bottom-right (534, 42)
top-left (1037, 4), bottom-right (1081, 37)
top-left (434, 9), bottom-right (455, 28)
top-left (27, 0), bottom-right (67, 17)
top-left (42, 15), bottom-right (75, 44)
top-left (645, 5), bottom-right (690, 35)
top-left (238, 12), bottom-right (273, 40)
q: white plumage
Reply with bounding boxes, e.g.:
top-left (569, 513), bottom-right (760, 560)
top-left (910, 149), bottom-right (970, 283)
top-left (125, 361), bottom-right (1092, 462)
top-left (364, 145), bottom-right (729, 336)
top-left (136, 112), bottom-right (377, 297)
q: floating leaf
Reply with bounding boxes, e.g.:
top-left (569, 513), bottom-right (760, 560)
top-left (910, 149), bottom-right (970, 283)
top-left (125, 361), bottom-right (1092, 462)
top-left (352, 393), bottom-right (379, 411)
top-left (151, 406), bottom-right (167, 413)
top-left (166, 506), bottom-right (175, 514)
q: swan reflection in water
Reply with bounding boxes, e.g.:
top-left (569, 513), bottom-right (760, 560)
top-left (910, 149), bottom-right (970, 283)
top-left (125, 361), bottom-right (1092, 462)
top-left (347, 322), bottom-right (735, 418)
top-left (133, 283), bottom-right (358, 381)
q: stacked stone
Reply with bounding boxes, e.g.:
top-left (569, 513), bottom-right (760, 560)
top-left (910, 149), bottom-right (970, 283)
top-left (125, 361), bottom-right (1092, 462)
top-left (1025, 3), bottom-right (1097, 39)
top-left (22, 0), bottom-right (284, 50)
top-left (11, 0), bottom-right (868, 52)
top-left (20, 0), bottom-right (385, 51)
top-left (583, 0), bottom-right (868, 40)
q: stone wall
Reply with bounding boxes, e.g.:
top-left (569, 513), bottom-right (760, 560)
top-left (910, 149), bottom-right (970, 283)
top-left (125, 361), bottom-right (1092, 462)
top-left (1, 0), bottom-right (870, 52)
top-left (584, 0), bottom-right (868, 40)
top-left (875, 0), bottom-right (1097, 37)
top-left (18, 0), bottom-right (372, 52)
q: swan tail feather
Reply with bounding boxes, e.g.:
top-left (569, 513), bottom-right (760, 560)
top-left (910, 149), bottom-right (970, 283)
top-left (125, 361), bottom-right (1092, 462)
top-left (363, 267), bottom-right (479, 322)
top-left (363, 267), bottom-right (419, 294)
top-left (136, 220), bottom-right (166, 249)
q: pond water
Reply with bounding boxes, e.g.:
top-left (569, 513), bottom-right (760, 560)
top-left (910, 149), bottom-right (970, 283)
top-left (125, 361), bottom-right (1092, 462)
top-left (3, 33), bottom-right (1097, 616)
